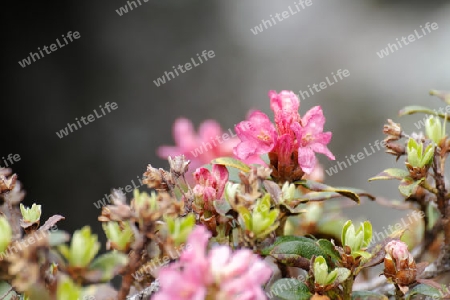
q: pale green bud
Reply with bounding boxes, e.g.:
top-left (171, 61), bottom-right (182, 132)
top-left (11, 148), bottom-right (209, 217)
top-left (407, 138), bottom-right (434, 168)
top-left (59, 226), bottom-right (100, 268)
top-left (425, 116), bottom-right (443, 144)
top-left (20, 203), bottom-right (41, 223)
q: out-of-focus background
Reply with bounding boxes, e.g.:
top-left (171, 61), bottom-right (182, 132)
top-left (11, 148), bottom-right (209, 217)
top-left (2, 0), bottom-right (450, 241)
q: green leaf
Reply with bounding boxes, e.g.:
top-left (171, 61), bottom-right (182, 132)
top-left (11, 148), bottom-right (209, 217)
top-left (368, 168), bottom-right (410, 181)
top-left (0, 281), bottom-right (17, 300)
top-left (405, 283), bottom-right (441, 300)
top-left (342, 220), bottom-right (352, 247)
top-left (352, 291), bottom-right (388, 300)
top-left (295, 180), bottom-right (376, 203)
top-left (57, 277), bottom-right (81, 300)
top-left (269, 279), bottom-right (312, 300)
top-left (317, 239), bottom-right (341, 263)
top-left (86, 251), bottom-right (128, 282)
top-left (362, 221), bottom-right (373, 247)
top-left (398, 178), bottom-right (424, 198)
top-left (399, 105), bottom-right (437, 117)
top-left (261, 236), bottom-right (315, 255)
top-left (236, 206), bottom-right (252, 230)
top-left (399, 105), bottom-right (450, 120)
top-left (211, 157), bottom-right (251, 172)
top-left (270, 240), bottom-right (327, 261)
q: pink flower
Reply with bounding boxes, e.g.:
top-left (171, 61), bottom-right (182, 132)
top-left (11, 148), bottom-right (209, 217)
top-left (193, 164), bottom-right (228, 210)
top-left (154, 226), bottom-right (272, 300)
top-left (385, 240), bottom-right (412, 265)
top-left (291, 106), bottom-right (335, 174)
top-left (157, 118), bottom-right (239, 171)
top-left (233, 111), bottom-right (277, 160)
top-left (234, 91), bottom-right (335, 178)
top-left (269, 90), bottom-right (300, 135)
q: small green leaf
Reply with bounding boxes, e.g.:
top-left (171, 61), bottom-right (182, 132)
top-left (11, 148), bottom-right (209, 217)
top-left (317, 239), bottom-right (341, 263)
top-left (211, 157), bottom-right (251, 172)
top-left (57, 277), bottom-right (81, 300)
top-left (86, 251), bottom-right (128, 282)
top-left (236, 206), bottom-right (252, 230)
top-left (342, 220), bottom-right (352, 247)
top-left (296, 180), bottom-right (376, 203)
top-left (352, 291), bottom-right (388, 300)
top-left (368, 168), bottom-right (410, 181)
top-left (399, 105), bottom-right (440, 117)
top-left (398, 178), bottom-right (424, 198)
top-left (405, 283), bottom-right (441, 300)
top-left (269, 279), bottom-right (312, 300)
top-left (362, 221), bottom-right (373, 247)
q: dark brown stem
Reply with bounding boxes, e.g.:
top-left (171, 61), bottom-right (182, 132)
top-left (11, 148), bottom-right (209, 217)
top-left (432, 150), bottom-right (450, 270)
top-left (118, 231), bottom-right (148, 300)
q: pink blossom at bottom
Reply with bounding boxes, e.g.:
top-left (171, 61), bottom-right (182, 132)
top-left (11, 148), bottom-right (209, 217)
top-left (153, 226), bottom-right (272, 300)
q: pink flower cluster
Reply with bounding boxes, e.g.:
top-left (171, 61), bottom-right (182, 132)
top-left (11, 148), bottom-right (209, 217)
top-left (154, 226), bottom-right (272, 300)
top-left (234, 90), bottom-right (335, 176)
top-left (192, 164), bottom-right (228, 211)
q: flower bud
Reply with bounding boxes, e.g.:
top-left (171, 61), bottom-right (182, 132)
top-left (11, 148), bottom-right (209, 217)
top-left (341, 220), bottom-right (372, 256)
top-left (57, 276), bottom-right (81, 300)
top-left (58, 226), bottom-right (100, 268)
top-left (281, 182), bottom-right (296, 203)
top-left (224, 182), bottom-right (240, 201)
top-left (132, 190), bottom-right (158, 216)
top-left (102, 221), bottom-right (134, 252)
top-left (252, 194), bottom-right (279, 238)
top-left (314, 256), bottom-right (350, 288)
top-left (20, 203), bottom-right (41, 224)
top-left (425, 116), bottom-right (444, 144)
top-left (237, 193), bottom-right (279, 239)
top-left (0, 216), bottom-right (12, 254)
top-left (384, 240), bottom-right (416, 286)
top-left (406, 138), bottom-right (434, 168)
top-left (164, 214), bottom-right (195, 246)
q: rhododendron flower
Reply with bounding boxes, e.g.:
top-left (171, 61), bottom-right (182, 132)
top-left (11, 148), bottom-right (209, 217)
top-left (234, 111), bottom-right (277, 160)
top-left (157, 118), bottom-right (239, 171)
top-left (193, 164), bottom-right (228, 211)
top-left (158, 118), bottom-right (263, 173)
top-left (233, 90), bottom-right (334, 180)
top-left (291, 106), bottom-right (335, 174)
top-left (154, 226), bottom-right (272, 300)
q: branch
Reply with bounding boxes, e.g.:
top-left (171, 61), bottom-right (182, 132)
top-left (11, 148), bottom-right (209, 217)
top-left (126, 280), bottom-right (160, 300)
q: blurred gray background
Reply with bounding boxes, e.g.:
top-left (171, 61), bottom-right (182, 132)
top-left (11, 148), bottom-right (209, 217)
top-left (2, 0), bottom-right (450, 241)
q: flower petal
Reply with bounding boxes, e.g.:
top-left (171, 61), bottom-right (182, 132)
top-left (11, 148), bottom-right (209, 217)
top-left (198, 120), bottom-right (223, 142)
top-left (310, 142), bottom-right (335, 160)
top-left (173, 118), bottom-right (199, 150)
top-left (211, 164), bottom-right (229, 198)
top-left (301, 106), bottom-right (325, 134)
top-left (234, 111), bottom-right (276, 160)
top-left (297, 146), bottom-right (316, 174)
